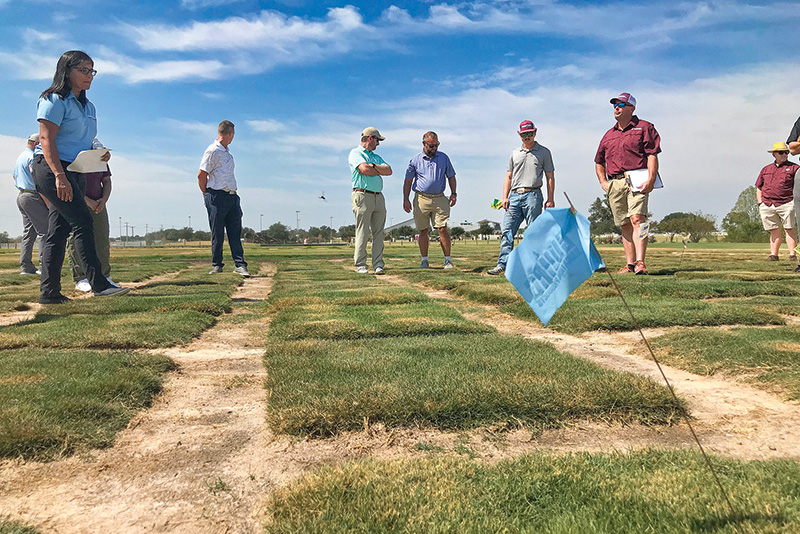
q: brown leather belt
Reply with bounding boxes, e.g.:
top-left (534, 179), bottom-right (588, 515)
top-left (353, 188), bottom-right (380, 194)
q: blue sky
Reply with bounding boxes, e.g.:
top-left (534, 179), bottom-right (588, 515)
top-left (2, 0), bottom-right (799, 237)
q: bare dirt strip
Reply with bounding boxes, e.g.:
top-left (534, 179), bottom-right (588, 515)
top-left (3, 263), bottom-right (800, 533)
top-left (1, 265), bottom-right (281, 533)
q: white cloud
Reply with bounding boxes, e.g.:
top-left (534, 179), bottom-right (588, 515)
top-left (247, 119), bottom-right (285, 133)
top-left (125, 7), bottom-right (365, 52)
top-left (181, 0), bottom-right (245, 9)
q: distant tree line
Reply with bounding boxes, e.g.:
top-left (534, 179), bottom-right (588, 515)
top-left (587, 185), bottom-right (768, 243)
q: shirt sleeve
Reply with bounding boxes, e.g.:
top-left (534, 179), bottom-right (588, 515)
top-left (199, 148), bottom-right (217, 173)
top-left (542, 148), bottom-right (555, 173)
top-left (348, 148), bottom-right (366, 173)
top-left (372, 153), bottom-right (387, 166)
top-left (444, 155), bottom-right (456, 179)
top-left (755, 168), bottom-right (765, 189)
top-left (507, 153), bottom-right (515, 173)
top-left (643, 123), bottom-right (662, 156)
top-left (594, 136), bottom-right (606, 166)
top-left (405, 158), bottom-right (416, 181)
top-left (37, 95), bottom-right (66, 126)
top-left (788, 118), bottom-right (800, 144)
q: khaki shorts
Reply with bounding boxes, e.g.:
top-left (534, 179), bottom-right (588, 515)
top-left (607, 179), bottom-right (648, 227)
top-left (760, 200), bottom-right (796, 230)
top-left (413, 193), bottom-right (450, 230)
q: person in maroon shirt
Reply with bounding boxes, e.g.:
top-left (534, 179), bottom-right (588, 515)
top-left (595, 92), bottom-right (661, 275)
top-left (756, 142), bottom-right (800, 265)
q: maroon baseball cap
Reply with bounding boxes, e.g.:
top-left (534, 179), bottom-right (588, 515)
top-left (518, 120), bottom-right (536, 134)
top-left (610, 92), bottom-right (636, 107)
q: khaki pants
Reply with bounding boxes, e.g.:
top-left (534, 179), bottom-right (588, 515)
top-left (351, 190), bottom-right (386, 269)
top-left (67, 205), bottom-right (111, 281)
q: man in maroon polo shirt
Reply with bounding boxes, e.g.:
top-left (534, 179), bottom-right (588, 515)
top-left (756, 142), bottom-right (800, 267)
top-left (594, 92), bottom-right (661, 275)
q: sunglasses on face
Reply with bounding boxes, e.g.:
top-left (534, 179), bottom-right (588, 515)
top-left (519, 132), bottom-right (535, 138)
top-left (613, 102), bottom-right (631, 109)
top-left (774, 151), bottom-right (789, 155)
top-left (424, 142), bottom-right (440, 148)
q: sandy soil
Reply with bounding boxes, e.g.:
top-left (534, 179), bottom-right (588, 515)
top-left (2, 263), bottom-right (800, 532)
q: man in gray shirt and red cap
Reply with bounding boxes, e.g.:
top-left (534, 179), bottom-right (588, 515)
top-left (487, 120), bottom-right (555, 275)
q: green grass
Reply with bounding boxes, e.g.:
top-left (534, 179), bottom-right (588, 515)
top-left (651, 326), bottom-right (800, 400)
top-left (0, 520), bottom-right (40, 534)
top-left (265, 334), bottom-right (683, 437)
top-left (265, 450), bottom-right (800, 533)
top-left (0, 349), bottom-right (174, 459)
top-left (268, 302), bottom-right (493, 340)
top-left (0, 310), bottom-right (216, 349)
top-left (514, 297), bottom-right (785, 334)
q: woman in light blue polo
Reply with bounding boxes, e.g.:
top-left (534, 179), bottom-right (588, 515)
top-left (32, 50), bottom-right (129, 303)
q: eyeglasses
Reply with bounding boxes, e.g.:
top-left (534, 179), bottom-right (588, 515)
top-left (613, 102), bottom-right (630, 109)
top-left (774, 151), bottom-right (789, 155)
top-left (75, 67), bottom-right (97, 77)
top-left (424, 142), bottom-right (440, 148)
top-left (519, 132), bottom-right (535, 138)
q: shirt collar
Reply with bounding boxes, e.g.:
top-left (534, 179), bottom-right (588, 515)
top-left (214, 140), bottom-right (229, 151)
top-left (614, 115), bottom-right (640, 131)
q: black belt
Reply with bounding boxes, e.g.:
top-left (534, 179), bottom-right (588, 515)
top-left (207, 188), bottom-right (237, 195)
top-left (608, 173), bottom-right (626, 180)
top-left (18, 189), bottom-right (37, 193)
top-left (353, 188), bottom-right (380, 194)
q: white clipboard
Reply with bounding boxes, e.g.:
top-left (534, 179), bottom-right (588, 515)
top-left (66, 149), bottom-right (111, 173)
top-left (625, 168), bottom-right (663, 193)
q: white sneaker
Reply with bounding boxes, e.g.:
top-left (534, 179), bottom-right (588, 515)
top-left (75, 279), bottom-right (92, 292)
top-left (356, 266), bottom-right (369, 274)
top-left (374, 267), bottom-right (385, 275)
top-left (444, 259), bottom-right (454, 269)
top-left (106, 276), bottom-right (121, 288)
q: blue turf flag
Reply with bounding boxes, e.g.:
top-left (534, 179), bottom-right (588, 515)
top-left (505, 207), bottom-right (605, 326)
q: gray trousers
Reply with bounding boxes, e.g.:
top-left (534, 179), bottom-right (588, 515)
top-left (16, 190), bottom-right (49, 273)
top-left (67, 206), bottom-right (111, 282)
top-left (351, 190), bottom-right (386, 269)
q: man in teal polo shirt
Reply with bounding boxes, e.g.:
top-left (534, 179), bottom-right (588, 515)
top-left (348, 127), bottom-right (393, 274)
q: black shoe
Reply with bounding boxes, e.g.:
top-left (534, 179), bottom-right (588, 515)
top-left (40, 294), bottom-right (71, 304)
top-left (795, 264), bottom-right (800, 273)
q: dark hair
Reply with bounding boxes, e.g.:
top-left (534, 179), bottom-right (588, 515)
top-left (40, 50), bottom-right (93, 105)
top-left (422, 131), bottom-right (438, 142)
top-left (218, 120), bottom-right (235, 135)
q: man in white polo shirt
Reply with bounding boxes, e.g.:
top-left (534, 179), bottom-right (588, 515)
top-left (198, 120), bottom-right (249, 276)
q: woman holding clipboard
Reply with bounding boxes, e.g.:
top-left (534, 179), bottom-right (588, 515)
top-left (32, 50), bottom-right (129, 303)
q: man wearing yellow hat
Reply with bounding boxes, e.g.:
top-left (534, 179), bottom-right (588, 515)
top-left (756, 142), bottom-right (800, 265)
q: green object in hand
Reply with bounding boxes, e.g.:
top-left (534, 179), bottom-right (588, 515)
top-left (491, 199), bottom-right (503, 210)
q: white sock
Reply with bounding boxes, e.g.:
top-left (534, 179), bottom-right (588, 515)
top-left (421, 256), bottom-right (428, 261)
top-left (445, 256), bottom-right (451, 261)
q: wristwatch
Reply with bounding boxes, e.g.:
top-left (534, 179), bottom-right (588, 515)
top-left (370, 163), bottom-right (376, 169)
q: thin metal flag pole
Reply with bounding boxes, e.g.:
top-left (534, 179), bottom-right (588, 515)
top-left (564, 193), bottom-right (737, 517)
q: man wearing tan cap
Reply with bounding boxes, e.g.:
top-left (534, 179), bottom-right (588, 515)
top-left (756, 142), bottom-right (800, 265)
top-left (348, 127), bottom-right (393, 274)
top-left (12, 133), bottom-right (49, 275)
